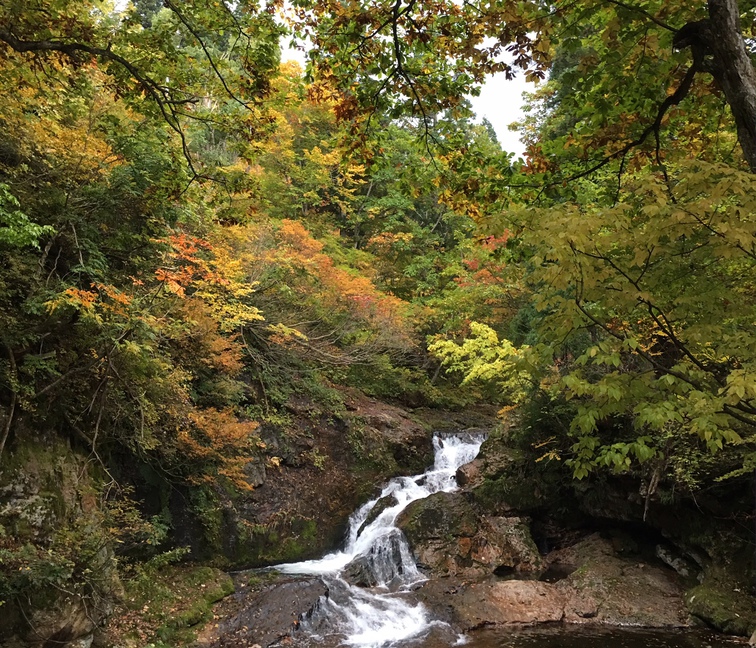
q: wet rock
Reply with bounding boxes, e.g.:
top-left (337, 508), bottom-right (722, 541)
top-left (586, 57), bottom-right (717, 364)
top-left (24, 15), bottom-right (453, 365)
top-left (342, 554), bottom-right (379, 587)
top-left (343, 530), bottom-right (414, 588)
top-left (356, 493), bottom-right (399, 538)
top-left (202, 577), bottom-right (328, 648)
top-left (398, 491), bottom-right (479, 543)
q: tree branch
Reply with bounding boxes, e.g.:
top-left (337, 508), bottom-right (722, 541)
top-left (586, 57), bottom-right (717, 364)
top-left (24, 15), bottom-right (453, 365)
top-left (601, 0), bottom-right (677, 33)
top-left (0, 347), bottom-right (18, 461)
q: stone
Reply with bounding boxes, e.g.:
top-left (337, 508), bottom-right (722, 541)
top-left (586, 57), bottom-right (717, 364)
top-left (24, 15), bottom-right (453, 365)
top-left (415, 534), bottom-right (690, 632)
top-left (447, 580), bottom-right (566, 629)
top-left (356, 493), bottom-right (399, 538)
top-left (203, 577), bottom-right (329, 648)
top-left (397, 492), bottom-right (542, 578)
top-left (456, 459), bottom-right (482, 488)
top-left (655, 544), bottom-right (694, 578)
top-left (552, 534), bottom-right (688, 627)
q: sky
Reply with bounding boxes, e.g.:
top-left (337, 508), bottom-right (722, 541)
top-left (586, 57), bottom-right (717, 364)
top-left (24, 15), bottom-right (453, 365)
top-left (468, 73), bottom-right (534, 158)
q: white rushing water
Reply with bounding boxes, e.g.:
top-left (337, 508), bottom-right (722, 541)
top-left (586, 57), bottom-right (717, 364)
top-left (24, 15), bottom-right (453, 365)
top-left (277, 432), bottom-right (486, 648)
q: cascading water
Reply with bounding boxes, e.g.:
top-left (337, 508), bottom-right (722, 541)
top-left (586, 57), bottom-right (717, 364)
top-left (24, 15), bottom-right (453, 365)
top-left (276, 432), bottom-right (486, 648)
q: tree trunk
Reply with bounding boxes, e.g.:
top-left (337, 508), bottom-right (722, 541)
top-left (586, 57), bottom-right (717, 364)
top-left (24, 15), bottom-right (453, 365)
top-left (707, 0), bottom-right (756, 172)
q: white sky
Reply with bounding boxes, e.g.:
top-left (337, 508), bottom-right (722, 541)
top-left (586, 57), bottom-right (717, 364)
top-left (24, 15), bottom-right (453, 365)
top-left (468, 73), bottom-right (533, 158)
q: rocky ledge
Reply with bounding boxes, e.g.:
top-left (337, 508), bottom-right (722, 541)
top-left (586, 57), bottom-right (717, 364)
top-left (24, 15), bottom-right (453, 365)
top-left (393, 484), bottom-right (691, 631)
top-left (414, 533), bottom-right (688, 630)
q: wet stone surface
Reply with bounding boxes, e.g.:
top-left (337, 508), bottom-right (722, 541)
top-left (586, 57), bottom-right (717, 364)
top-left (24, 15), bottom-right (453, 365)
top-left (197, 575), bottom-right (327, 648)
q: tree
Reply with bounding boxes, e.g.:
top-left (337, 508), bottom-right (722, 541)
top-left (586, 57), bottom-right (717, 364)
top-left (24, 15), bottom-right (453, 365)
top-left (291, 0), bottom-right (756, 175)
top-left (0, 0), bottom-right (282, 178)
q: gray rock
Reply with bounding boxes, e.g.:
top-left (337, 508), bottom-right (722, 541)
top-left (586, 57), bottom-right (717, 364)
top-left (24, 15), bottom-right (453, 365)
top-left (208, 577), bottom-right (329, 648)
top-left (655, 544), bottom-right (695, 578)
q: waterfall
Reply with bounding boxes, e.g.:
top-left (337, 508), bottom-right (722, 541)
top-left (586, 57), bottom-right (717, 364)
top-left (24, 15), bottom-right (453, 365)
top-left (276, 432), bottom-right (486, 647)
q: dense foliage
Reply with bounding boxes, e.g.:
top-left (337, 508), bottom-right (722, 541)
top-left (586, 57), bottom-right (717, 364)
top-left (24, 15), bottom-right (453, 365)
top-left (2, 0), bottom-right (756, 634)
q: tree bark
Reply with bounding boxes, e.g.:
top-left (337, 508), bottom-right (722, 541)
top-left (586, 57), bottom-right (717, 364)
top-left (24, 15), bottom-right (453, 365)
top-left (706, 0), bottom-right (756, 172)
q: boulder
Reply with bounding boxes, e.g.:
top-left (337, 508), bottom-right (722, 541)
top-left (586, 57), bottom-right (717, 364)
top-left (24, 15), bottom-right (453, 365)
top-left (396, 491), bottom-right (543, 578)
top-left (202, 577), bottom-right (328, 648)
top-left (342, 531), bottom-right (411, 588)
top-left (415, 534), bottom-right (689, 631)
top-left (450, 580), bottom-right (566, 629)
top-left (456, 459), bottom-right (482, 488)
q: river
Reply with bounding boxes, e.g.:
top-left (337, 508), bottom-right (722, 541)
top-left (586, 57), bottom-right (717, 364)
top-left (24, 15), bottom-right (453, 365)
top-left (270, 432), bottom-right (746, 648)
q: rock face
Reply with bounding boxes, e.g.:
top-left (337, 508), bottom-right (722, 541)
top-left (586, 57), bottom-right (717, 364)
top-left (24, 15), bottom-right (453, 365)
top-left (466, 427), bottom-right (756, 637)
top-left (417, 534), bottom-right (689, 631)
top-left (552, 534), bottom-right (688, 626)
top-left (199, 576), bottom-right (328, 648)
top-left (173, 388), bottom-right (438, 568)
top-left (0, 434), bottom-right (123, 648)
top-left (396, 491), bottom-right (543, 578)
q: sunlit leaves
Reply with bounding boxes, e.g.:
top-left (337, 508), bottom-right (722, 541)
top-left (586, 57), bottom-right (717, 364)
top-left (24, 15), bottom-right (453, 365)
top-left (429, 322), bottom-right (531, 404)
top-left (0, 184), bottom-right (53, 249)
top-left (493, 161), bottom-right (756, 480)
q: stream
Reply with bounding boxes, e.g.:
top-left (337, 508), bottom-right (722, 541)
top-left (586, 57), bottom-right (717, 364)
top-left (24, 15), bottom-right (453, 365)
top-left (272, 433), bottom-right (745, 648)
top-left (276, 432), bottom-right (484, 646)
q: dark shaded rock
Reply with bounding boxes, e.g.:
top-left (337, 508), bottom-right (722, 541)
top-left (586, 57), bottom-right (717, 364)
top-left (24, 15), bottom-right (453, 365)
top-left (211, 389), bottom-right (442, 567)
top-left (656, 544), bottom-right (696, 579)
top-left (202, 576), bottom-right (328, 648)
top-left (343, 531), bottom-right (412, 588)
top-left (356, 493), bottom-right (399, 538)
top-left (342, 554), bottom-right (379, 588)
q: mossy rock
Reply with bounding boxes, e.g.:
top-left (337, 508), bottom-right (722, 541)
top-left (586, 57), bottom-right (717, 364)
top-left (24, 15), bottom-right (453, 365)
top-left (115, 564), bottom-right (234, 646)
top-left (397, 491), bottom-right (479, 543)
top-left (686, 580), bottom-right (756, 636)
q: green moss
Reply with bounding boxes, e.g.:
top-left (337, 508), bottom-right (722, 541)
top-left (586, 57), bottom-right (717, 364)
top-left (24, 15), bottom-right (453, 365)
top-left (0, 435), bottom-right (121, 614)
top-left (260, 518), bottom-right (319, 563)
top-left (124, 563), bottom-right (234, 646)
top-left (686, 579), bottom-right (756, 636)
